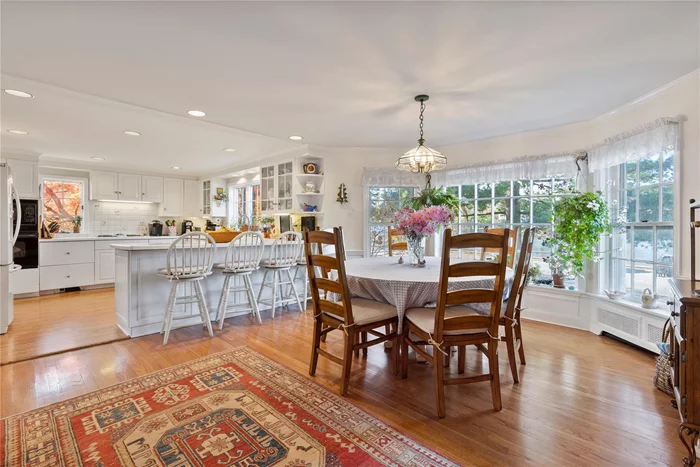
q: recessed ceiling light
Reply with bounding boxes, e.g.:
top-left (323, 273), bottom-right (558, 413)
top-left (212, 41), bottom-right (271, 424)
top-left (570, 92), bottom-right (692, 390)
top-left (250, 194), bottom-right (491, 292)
top-left (91, 157), bottom-right (105, 161)
top-left (172, 166), bottom-right (181, 170)
top-left (289, 135), bottom-right (303, 141)
top-left (223, 148), bottom-right (236, 152)
top-left (7, 129), bottom-right (28, 135)
top-left (187, 110), bottom-right (206, 117)
top-left (124, 130), bottom-right (141, 136)
top-left (4, 89), bottom-right (33, 98)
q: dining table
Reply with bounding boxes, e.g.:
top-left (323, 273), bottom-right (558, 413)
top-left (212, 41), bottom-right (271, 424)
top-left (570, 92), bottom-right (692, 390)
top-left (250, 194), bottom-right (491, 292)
top-left (343, 256), bottom-right (515, 333)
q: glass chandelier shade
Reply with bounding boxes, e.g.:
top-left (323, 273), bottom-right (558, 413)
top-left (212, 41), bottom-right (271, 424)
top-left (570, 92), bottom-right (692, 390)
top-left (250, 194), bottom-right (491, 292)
top-left (396, 95), bottom-right (447, 174)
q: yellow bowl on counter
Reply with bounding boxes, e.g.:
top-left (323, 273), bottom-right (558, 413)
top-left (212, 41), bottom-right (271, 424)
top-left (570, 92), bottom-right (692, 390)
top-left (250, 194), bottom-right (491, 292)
top-left (205, 230), bottom-right (241, 243)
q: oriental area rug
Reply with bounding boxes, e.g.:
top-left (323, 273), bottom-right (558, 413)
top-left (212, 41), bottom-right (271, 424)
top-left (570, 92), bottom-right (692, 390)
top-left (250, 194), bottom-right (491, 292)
top-left (1, 347), bottom-right (456, 466)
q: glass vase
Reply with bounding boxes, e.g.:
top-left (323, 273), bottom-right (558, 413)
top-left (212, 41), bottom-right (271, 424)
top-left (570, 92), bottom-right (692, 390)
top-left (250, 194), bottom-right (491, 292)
top-left (407, 236), bottom-right (426, 267)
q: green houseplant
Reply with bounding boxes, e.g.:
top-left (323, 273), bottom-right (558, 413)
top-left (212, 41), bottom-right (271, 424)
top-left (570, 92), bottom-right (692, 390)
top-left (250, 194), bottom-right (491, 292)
top-left (408, 185), bottom-right (459, 214)
top-left (72, 215), bottom-right (82, 233)
top-left (545, 191), bottom-right (611, 288)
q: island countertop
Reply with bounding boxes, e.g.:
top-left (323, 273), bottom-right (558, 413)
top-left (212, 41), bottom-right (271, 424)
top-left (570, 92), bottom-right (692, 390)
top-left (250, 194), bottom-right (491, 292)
top-left (111, 238), bottom-right (277, 251)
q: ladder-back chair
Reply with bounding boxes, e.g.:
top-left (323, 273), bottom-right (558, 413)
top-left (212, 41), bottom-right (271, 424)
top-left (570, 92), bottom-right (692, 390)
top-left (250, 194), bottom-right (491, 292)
top-left (388, 227), bottom-right (408, 257)
top-left (481, 226), bottom-right (518, 268)
top-left (304, 227), bottom-right (399, 396)
top-left (401, 228), bottom-right (510, 417)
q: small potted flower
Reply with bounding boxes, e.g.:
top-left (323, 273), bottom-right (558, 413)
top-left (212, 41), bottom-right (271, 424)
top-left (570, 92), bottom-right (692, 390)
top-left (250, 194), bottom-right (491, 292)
top-left (72, 215), bottom-right (82, 233)
top-left (213, 191), bottom-right (228, 207)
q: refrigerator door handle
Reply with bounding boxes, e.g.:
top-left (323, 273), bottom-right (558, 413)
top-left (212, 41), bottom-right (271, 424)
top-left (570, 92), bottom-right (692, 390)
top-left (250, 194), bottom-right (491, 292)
top-left (10, 171), bottom-right (21, 247)
top-left (9, 263), bottom-right (21, 273)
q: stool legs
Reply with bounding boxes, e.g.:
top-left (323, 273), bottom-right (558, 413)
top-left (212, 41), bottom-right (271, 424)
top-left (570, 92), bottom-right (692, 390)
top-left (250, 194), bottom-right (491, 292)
top-left (161, 281), bottom-right (178, 345)
top-left (194, 281), bottom-right (214, 338)
top-left (217, 274), bottom-right (262, 329)
top-left (245, 275), bottom-right (262, 324)
top-left (258, 268), bottom-right (303, 319)
top-left (161, 279), bottom-right (213, 345)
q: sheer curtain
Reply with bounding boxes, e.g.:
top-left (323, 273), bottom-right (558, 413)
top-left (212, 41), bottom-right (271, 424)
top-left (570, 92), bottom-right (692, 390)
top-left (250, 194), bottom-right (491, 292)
top-left (588, 117), bottom-right (681, 172)
top-left (431, 152), bottom-right (581, 186)
top-left (362, 167), bottom-right (423, 187)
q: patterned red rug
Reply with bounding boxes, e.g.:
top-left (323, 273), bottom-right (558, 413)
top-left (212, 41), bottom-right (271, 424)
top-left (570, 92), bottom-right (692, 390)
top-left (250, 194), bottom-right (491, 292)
top-left (1, 347), bottom-right (456, 466)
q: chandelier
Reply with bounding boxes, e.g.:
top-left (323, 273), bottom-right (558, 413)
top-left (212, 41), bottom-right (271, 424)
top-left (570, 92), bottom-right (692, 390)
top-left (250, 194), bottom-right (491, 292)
top-left (395, 94), bottom-right (447, 175)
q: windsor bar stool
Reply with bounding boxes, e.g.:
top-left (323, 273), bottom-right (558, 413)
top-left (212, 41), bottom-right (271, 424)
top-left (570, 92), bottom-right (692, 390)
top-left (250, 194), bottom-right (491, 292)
top-left (258, 231), bottom-right (304, 317)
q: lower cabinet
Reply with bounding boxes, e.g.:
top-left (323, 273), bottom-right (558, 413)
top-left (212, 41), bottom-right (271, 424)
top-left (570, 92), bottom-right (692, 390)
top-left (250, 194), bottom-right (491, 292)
top-left (40, 263), bottom-right (95, 290)
top-left (10, 268), bottom-right (40, 294)
top-left (95, 249), bottom-right (116, 284)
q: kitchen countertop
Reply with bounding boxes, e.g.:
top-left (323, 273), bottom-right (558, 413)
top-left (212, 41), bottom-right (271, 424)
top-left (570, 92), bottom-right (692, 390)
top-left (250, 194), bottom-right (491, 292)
top-left (39, 235), bottom-right (168, 242)
top-left (112, 238), bottom-right (277, 251)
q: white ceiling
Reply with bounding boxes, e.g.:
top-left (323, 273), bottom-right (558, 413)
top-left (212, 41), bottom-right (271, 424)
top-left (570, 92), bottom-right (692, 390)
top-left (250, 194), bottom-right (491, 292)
top-left (1, 1), bottom-right (698, 174)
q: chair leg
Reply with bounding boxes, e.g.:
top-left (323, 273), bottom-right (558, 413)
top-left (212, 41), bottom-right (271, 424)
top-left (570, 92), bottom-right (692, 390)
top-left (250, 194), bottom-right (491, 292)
top-left (443, 346), bottom-right (451, 368)
top-left (340, 329), bottom-right (355, 396)
top-left (320, 326), bottom-right (328, 343)
top-left (505, 324), bottom-right (519, 383)
top-left (515, 320), bottom-right (526, 365)
top-left (400, 325), bottom-right (409, 379)
top-left (309, 318), bottom-right (322, 376)
top-left (458, 346), bottom-right (466, 374)
top-left (257, 269), bottom-right (269, 303)
top-left (284, 268), bottom-right (303, 312)
top-left (244, 275), bottom-right (262, 324)
top-left (217, 275), bottom-right (232, 330)
top-left (488, 338), bottom-right (502, 411)
top-left (270, 270), bottom-right (278, 319)
top-left (362, 331), bottom-right (368, 356)
top-left (195, 281), bottom-right (214, 337)
top-left (392, 322), bottom-right (400, 376)
top-left (353, 332), bottom-right (360, 357)
top-left (434, 343), bottom-right (446, 418)
top-left (162, 282), bottom-right (178, 345)
top-left (303, 268), bottom-right (309, 310)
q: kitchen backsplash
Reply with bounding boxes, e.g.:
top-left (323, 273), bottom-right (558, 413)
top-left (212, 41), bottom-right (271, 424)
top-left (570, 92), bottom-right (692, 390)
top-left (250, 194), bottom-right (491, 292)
top-left (87, 201), bottom-right (209, 235)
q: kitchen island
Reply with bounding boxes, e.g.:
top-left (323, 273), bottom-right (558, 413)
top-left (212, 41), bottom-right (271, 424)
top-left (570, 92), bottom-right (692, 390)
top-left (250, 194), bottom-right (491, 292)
top-left (112, 239), bottom-right (294, 338)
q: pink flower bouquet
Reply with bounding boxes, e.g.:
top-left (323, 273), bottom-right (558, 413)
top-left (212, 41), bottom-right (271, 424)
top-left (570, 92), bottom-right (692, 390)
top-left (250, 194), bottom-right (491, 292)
top-left (393, 205), bottom-right (453, 240)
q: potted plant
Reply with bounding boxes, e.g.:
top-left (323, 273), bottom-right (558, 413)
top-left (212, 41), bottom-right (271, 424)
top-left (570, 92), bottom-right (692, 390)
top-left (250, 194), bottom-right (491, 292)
top-left (72, 215), bottom-right (82, 233)
top-left (545, 191), bottom-right (611, 288)
top-left (213, 191), bottom-right (228, 207)
top-left (393, 206), bottom-right (453, 266)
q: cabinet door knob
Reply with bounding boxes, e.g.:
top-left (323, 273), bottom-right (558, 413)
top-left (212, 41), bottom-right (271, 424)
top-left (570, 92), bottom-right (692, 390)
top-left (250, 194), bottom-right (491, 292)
top-left (672, 311), bottom-right (680, 317)
top-left (667, 300), bottom-right (674, 306)
top-left (65, 252), bottom-right (71, 255)
top-left (66, 275), bottom-right (71, 278)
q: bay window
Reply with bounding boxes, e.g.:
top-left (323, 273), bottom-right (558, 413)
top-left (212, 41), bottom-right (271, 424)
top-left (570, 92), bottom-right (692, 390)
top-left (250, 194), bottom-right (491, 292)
top-left (367, 187), bottom-right (415, 256)
top-left (228, 183), bottom-right (261, 228)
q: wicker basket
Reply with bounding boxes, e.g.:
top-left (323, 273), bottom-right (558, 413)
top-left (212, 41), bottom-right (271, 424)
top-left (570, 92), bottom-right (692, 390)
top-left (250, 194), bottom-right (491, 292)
top-left (205, 230), bottom-right (240, 243)
top-left (653, 318), bottom-right (674, 396)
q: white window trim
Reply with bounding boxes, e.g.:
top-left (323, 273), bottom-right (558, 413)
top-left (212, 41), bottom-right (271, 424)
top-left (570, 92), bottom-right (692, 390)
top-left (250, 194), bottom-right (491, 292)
top-left (40, 175), bottom-right (88, 234)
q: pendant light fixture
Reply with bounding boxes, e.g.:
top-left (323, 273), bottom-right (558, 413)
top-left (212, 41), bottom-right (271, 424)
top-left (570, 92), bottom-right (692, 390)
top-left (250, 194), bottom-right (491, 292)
top-left (395, 95), bottom-right (447, 178)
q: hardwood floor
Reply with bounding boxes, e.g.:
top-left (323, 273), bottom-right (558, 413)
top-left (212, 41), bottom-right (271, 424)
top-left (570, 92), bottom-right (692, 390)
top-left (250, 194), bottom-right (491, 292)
top-left (0, 289), bottom-right (127, 365)
top-left (0, 290), bottom-right (685, 466)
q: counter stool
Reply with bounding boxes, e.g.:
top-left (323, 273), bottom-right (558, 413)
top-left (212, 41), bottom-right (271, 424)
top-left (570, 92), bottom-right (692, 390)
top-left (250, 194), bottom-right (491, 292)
top-left (215, 231), bottom-right (265, 329)
top-left (157, 232), bottom-right (216, 345)
top-left (257, 231), bottom-right (303, 317)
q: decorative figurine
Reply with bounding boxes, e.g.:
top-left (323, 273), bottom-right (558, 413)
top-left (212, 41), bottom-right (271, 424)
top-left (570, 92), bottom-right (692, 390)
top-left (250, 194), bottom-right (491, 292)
top-left (336, 183), bottom-right (348, 204)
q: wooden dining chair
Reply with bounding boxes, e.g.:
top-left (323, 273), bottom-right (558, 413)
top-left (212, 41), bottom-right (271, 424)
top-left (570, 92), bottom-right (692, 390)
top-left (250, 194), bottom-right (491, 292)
top-left (401, 228), bottom-right (510, 417)
top-left (481, 226), bottom-right (518, 268)
top-left (460, 227), bottom-right (536, 384)
top-left (388, 227), bottom-right (408, 257)
top-left (304, 227), bottom-right (399, 396)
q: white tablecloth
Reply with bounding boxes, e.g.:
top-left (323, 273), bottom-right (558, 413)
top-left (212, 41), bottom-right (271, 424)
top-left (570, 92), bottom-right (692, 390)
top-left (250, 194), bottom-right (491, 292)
top-left (343, 256), bottom-right (514, 332)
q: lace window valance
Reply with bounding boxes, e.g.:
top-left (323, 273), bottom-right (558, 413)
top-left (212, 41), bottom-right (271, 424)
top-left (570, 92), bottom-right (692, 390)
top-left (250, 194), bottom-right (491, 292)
top-left (431, 152), bottom-right (581, 187)
top-left (362, 167), bottom-right (423, 187)
top-left (588, 117), bottom-right (681, 172)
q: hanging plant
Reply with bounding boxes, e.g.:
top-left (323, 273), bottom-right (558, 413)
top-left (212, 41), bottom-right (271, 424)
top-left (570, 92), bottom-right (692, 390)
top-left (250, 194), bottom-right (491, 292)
top-left (545, 191), bottom-right (611, 283)
top-left (408, 185), bottom-right (459, 214)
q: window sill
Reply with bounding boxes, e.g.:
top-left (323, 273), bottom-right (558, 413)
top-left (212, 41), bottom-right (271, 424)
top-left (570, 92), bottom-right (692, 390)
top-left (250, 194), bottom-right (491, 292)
top-left (526, 284), bottom-right (582, 297)
top-left (583, 292), bottom-right (671, 319)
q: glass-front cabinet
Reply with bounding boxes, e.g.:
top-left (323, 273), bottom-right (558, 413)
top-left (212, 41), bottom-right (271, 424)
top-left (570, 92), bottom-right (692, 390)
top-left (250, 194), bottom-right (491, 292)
top-left (261, 165), bottom-right (276, 212)
top-left (277, 161), bottom-right (293, 211)
top-left (202, 180), bottom-right (211, 216)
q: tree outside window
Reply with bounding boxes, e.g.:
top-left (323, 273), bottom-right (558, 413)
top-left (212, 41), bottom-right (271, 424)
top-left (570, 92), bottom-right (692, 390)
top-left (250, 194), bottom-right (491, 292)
top-left (43, 179), bottom-right (84, 233)
top-left (367, 187), bottom-right (415, 256)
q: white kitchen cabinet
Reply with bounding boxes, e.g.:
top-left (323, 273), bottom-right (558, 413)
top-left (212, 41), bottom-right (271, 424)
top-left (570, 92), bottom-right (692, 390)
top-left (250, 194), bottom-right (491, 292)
top-left (40, 263), bottom-right (95, 290)
top-left (159, 178), bottom-right (184, 216)
top-left (10, 268), bottom-right (39, 294)
top-left (184, 179), bottom-right (202, 217)
top-left (141, 176), bottom-right (163, 203)
top-left (117, 173), bottom-right (142, 202)
top-left (90, 171), bottom-right (119, 201)
top-left (40, 241), bottom-right (95, 266)
top-left (260, 154), bottom-right (324, 215)
top-left (200, 177), bottom-right (227, 218)
top-left (94, 249), bottom-right (116, 284)
top-left (7, 159), bottom-right (40, 199)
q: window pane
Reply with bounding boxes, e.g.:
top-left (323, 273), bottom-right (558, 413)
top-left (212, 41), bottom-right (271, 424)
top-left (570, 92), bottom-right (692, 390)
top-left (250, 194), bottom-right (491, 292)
top-left (624, 161), bottom-right (637, 188)
top-left (477, 183), bottom-right (492, 198)
top-left (461, 184), bottom-right (475, 199)
top-left (385, 188), bottom-right (400, 201)
top-left (656, 265), bottom-right (672, 298)
top-left (513, 198), bottom-right (531, 223)
top-left (634, 227), bottom-right (653, 262)
top-left (639, 186), bottom-right (660, 222)
top-left (460, 200), bottom-right (475, 225)
top-left (638, 154), bottom-right (660, 186)
top-left (494, 181), bottom-right (511, 197)
top-left (614, 226), bottom-right (632, 260)
top-left (657, 226), bottom-right (673, 261)
top-left (446, 186), bottom-right (458, 198)
top-left (532, 198), bottom-right (552, 223)
top-left (369, 225), bottom-right (388, 257)
top-left (532, 179), bottom-right (551, 195)
top-left (633, 261), bottom-right (653, 296)
top-left (626, 189), bottom-right (637, 222)
top-left (622, 261), bottom-right (633, 294)
top-left (477, 200), bottom-right (492, 223)
top-left (662, 152), bottom-right (674, 183)
top-left (493, 199), bottom-right (510, 225)
top-left (553, 178), bottom-right (575, 194)
top-left (513, 180), bottom-right (531, 196)
top-left (662, 185), bottom-right (673, 222)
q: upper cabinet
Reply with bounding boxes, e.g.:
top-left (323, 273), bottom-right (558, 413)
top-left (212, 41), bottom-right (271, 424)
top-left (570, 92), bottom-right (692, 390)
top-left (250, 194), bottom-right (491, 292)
top-left (90, 171), bottom-right (119, 200)
top-left (200, 178), bottom-right (227, 218)
top-left (159, 178), bottom-right (184, 216)
top-left (183, 179), bottom-right (201, 217)
top-left (7, 158), bottom-right (40, 199)
top-left (141, 176), bottom-right (164, 203)
top-left (90, 171), bottom-right (164, 203)
top-left (261, 153), bottom-right (324, 215)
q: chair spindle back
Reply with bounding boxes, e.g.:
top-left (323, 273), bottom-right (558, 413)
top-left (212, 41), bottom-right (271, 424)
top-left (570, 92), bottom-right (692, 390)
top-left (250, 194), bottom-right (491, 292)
top-left (269, 231), bottom-right (303, 267)
top-left (166, 232), bottom-right (216, 278)
top-left (223, 231), bottom-right (265, 272)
